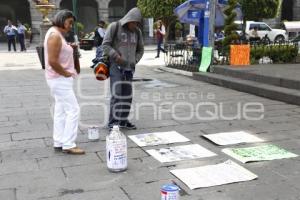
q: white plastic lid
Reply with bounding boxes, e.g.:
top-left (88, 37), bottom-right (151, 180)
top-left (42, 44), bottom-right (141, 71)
top-left (112, 125), bottom-right (120, 131)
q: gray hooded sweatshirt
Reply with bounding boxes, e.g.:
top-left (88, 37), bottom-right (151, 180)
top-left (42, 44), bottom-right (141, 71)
top-left (102, 7), bottom-right (144, 70)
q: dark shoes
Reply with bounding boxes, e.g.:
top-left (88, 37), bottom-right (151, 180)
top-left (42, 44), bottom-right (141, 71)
top-left (119, 121), bottom-right (137, 130)
top-left (107, 124), bottom-right (115, 131)
top-left (53, 147), bottom-right (63, 152)
top-left (155, 56), bottom-right (159, 58)
top-left (108, 121), bottom-right (137, 131)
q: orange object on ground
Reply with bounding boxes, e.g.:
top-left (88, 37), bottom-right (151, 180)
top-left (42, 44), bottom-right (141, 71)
top-left (230, 45), bottom-right (250, 66)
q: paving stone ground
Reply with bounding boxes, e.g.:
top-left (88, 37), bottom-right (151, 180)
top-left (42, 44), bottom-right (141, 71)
top-left (1, 49), bottom-right (300, 200)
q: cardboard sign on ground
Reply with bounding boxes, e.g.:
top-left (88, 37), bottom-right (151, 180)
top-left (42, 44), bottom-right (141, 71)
top-left (222, 144), bottom-right (298, 163)
top-left (203, 131), bottom-right (264, 146)
top-left (170, 160), bottom-right (258, 189)
top-left (146, 144), bottom-right (217, 163)
top-left (128, 131), bottom-right (190, 147)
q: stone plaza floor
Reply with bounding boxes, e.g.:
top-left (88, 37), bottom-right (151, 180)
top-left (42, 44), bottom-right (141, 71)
top-left (0, 48), bottom-right (300, 199)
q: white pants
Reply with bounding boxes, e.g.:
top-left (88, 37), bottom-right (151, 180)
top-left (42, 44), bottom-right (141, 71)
top-left (47, 77), bottom-right (80, 150)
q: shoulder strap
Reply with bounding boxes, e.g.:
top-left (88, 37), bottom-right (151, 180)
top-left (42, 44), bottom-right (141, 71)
top-left (110, 21), bottom-right (120, 49)
top-left (112, 21), bottom-right (119, 41)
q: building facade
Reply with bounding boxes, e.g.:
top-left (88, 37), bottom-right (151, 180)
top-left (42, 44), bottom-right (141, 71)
top-left (0, 0), bottom-right (137, 42)
top-left (0, 0), bottom-right (300, 42)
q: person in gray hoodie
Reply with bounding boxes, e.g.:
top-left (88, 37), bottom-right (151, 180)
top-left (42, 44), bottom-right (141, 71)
top-left (102, 7), bottom-right (144, 130)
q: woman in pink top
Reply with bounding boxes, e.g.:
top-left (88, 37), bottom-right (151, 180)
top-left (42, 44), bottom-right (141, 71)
top-left (44, 10), bottom-right (84, 155)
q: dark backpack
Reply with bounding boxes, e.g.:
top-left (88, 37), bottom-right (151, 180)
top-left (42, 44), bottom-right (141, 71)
top-left (94, 29), bottom-right (103, 47)
top-left (91, 22), bottom-right (120, 71)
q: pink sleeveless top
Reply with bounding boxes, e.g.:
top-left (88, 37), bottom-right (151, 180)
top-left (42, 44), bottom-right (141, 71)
top-left (44, 27), bottom-right (76, 79)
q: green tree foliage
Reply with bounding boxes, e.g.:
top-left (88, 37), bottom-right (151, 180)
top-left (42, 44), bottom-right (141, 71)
top-left (137, 0), bottom-right (185, 39)
top-left (238, 0), bottom-right (281, 21)
top-left (223, 0), bottom-right (239, 48)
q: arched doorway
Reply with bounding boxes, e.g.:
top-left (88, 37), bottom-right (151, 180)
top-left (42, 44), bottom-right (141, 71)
top-left (108, 0), bottom-right (137, 22)
top-left (0, 0), bottom-right (31, 41)
top-left (60, 0), bottom-right (99, 34)
top-left (281, 0), bottom-right (294, 21)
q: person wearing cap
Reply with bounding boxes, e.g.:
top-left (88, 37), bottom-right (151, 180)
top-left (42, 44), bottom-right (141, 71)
top-left (3, 20), bottom-right (17, 52)
top-left (102, 7), bottom-right (144, 130)
top-left (44, 9), bottom-right (84, 155)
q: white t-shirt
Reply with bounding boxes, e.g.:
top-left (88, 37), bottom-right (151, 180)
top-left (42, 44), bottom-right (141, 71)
top-left (3, 25), bottom-right (17, 36)
top-left (97, 27), bottom-right (106, 38)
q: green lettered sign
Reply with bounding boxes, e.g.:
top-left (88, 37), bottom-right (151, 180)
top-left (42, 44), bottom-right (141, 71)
top-left (199, 47), bottom-right (212, 72)
top-left (222, 144), bottom-right (298, 163)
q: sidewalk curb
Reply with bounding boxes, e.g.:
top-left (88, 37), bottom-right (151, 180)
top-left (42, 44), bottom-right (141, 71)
top-left (193, 72), bottom-right (300, 106)
top-left (158, 65), bottom-right (300, 106)
top-left (158, 66), bottom-right (193, 77)
top-left (212, 65), bottom-right (300, 90)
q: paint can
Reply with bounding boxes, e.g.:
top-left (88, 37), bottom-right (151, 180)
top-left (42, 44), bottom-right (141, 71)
top-left (161, 184), bottom-right (179, 200)
top-left (88, 126), bottom-right (99, 140)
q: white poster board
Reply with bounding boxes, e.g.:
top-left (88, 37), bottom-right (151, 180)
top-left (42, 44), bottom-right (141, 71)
top-left (170, 160), bottom-right (258, 189)
top-left (149, 18), bottom-right (154, 37)
top-left (147, 144), bottom-right (217, 163)
top-left (203, 131), bottom-right (264, 146)
top-left (128, 131), bottom-right (190, 147)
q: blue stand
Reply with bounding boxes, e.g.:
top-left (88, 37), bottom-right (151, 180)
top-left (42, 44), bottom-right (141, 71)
top-left (203, 0), bottom-right (210, 47)
top-left (198, 11), bottom-right (204, 45)
top-left (197, 0), bottom-right (210, 47)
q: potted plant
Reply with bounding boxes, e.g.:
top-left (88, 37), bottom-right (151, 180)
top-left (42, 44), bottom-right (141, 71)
top-left (175, 21), bottom-right (183, 41)
top-left (24, 23), bottom-right (32, 48)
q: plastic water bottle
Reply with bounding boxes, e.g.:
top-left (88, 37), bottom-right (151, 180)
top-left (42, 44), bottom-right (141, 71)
top-left (106, 125), bottom-right (127, 172)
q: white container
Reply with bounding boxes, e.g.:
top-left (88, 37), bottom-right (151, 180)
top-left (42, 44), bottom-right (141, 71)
top-left (88, 126), bottom-right (99, 140)
top-left (106, 125), bottom-right (127, 172)
top-left (161, 184), bottom-right (180, 200)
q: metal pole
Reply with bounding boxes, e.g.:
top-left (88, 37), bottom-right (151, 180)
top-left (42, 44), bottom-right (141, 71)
top-left (72, 0), bottom-right (78, 35)
top-left (209, 0), bottom-right (216, 48)
top-left (208, 0), bottom-right (216, 70)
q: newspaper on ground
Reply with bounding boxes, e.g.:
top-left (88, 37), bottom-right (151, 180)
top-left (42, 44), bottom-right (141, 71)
top-left (203, 131), bottom-right (264, 146)
top-left (222, 144), bottom-right (298, 163)
top-left (146, 144), bottom-right (217, 163)
top-left (170, 160), bottom-right (257, 189)
top-left (128, 131), bottom-right (190, 147)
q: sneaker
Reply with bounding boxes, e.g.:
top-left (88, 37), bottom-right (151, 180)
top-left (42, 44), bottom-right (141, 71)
top-left (120, 121), bottom-right (137, 130)
top-left (107, 124), bottom-right (117, 131)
